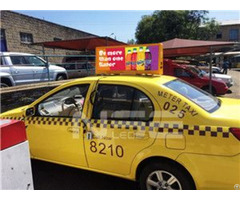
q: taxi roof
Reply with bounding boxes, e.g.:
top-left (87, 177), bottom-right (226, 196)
top-left (70, 75), bottom-right (176, 86)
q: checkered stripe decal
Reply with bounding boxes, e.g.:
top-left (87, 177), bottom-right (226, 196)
top-left (1, 116), bottom-right (82, 126)
top-left (1, 116), bottom-right (229, 138)
top-left (25, 117), bottom-right (82, 126)
top-left (87, 119), bottom-right (229, 138)
top-left (1, 116), bottom-right (25, 121)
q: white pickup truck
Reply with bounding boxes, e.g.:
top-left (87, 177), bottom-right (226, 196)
top-left (0, 52), bottom-right (68, 87)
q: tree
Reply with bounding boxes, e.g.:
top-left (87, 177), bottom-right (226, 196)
top-left (127, 39), bottom-right (136, 44)
top-left (135, 10), bottom-right (219, 43)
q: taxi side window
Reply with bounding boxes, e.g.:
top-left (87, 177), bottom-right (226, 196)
top-left (131, 90), bottom-right (154, 121)
top-left (92, 84), bottom-right (154, 121)
top-left (37, 84), bottom-right (89, 117)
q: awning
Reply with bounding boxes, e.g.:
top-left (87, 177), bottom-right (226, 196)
top-left (162, 38), bottom-right (237, 57)
top-left (33, 36), bottom-right (126, 51)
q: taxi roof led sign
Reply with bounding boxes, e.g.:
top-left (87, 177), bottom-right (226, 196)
top-left (96, 43), bottom-right (163, 75)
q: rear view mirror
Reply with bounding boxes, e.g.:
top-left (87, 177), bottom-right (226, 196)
top-left (64, 97), bottom-right (76, 105)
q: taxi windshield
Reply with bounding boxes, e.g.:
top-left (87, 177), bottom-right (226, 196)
top-left (164, 79), bottom-right (220, 112)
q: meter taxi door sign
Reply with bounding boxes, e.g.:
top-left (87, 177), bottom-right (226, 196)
top-left (96, 43), bottom-right (163, 75)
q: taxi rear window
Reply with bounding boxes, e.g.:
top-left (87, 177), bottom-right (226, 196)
top-left (164, 79), bottom-right (220, 113)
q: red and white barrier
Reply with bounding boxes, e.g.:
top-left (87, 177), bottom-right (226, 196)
top-left (0, 119), bottom-right (34, 190)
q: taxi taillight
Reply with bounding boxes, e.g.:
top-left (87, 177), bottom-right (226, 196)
top-left (229, 128), bottom-right (240, 141)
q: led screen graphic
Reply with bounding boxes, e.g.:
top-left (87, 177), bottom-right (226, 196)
top-left (96, 43), bottom-right (163, 75)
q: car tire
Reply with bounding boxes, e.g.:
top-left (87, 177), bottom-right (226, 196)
top-left (0, 82), bottom-right (10, 88)
top-left (202, 86), bottom-right (216, 96)
top-left (139, 162), bottom-right (195, 190)
top-left (56, 74), bottom-right (66, 81)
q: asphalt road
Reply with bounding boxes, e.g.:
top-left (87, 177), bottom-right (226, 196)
top-left (31, 159), bottom-right (137, 190)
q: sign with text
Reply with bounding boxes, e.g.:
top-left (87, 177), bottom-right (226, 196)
top-left (96, 43), bottom-right (163, 75)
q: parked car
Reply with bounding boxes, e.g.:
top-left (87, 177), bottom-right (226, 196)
top-left (198, 66), bottom-right (222, 74)
top-left (187, 66), bottom-right (233, 88)
top-left (0, 52), bottom-right (68, 87)
top-left (62, 55), bottom-right (95, 78)
top-left (173, 60), bottom-right (223, 74)
top-left (164, 59), bottom-right (229, 95)
top-left (211, 66), bottom-right (223, 74)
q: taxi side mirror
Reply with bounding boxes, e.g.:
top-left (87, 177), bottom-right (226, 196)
top-left (26, 107), bottom-right (35, 116)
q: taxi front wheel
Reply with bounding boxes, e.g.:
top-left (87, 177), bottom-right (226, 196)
top-left (139, 162), bottom-right (195, 190)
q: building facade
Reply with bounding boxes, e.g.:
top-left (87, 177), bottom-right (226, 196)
top-left (0, 10), bottom-right (97, 63)
top-left (210, 21), bottom-right (240, 42)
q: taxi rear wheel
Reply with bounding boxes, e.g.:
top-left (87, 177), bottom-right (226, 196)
top-left (139, 162), bottom-right (194, 190)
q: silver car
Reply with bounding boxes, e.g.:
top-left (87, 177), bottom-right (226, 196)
top-left (0, 52), bottom-right (68, 87)
top-left (62, 56), bottom-right (95, 78)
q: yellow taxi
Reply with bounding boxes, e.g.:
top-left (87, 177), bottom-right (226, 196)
top-left (1, 75), bottom-right (240, 190)
top-left (1, 43), bottom-right (240, 190)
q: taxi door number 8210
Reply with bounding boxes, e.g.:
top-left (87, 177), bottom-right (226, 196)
top-left (90, 141), bottom-right (124, 158)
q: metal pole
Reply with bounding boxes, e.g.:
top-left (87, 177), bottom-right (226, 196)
top-left (86, 55), bottom-right (89, 75)
top-left (46, 56), bottom-right (50, 82)
top-left (42, 44), bottom-right (46, 60)
top-left (209, 46), bottom-right (213, 94)
top-left (42, 44), bottom-right (50, 82)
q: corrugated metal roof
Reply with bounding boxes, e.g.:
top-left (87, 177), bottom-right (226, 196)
top-left (163, 38), bottom-right (235, 49)
top-left (162, 38), bottom-right (237, 57)
top-left (33, 36), bottom-right (126, 51)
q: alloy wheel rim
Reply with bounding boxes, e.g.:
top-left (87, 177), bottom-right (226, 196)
top-left (146, 170), bottom-right (182, 190)
top-left (57, 76), bottom-right (64, 80)
top-left (0, 84), bottom-right (8, 88)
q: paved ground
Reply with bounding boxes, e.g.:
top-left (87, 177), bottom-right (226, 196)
top-left (223, 69), bottom-right (240, 99)
top-left (31, 159), bottom-right (137, 190)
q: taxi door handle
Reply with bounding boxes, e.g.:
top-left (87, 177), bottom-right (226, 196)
top-left (86, 131), bottom-right (93, 140)
top-left (82, 119), bottom-right (93, 140)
